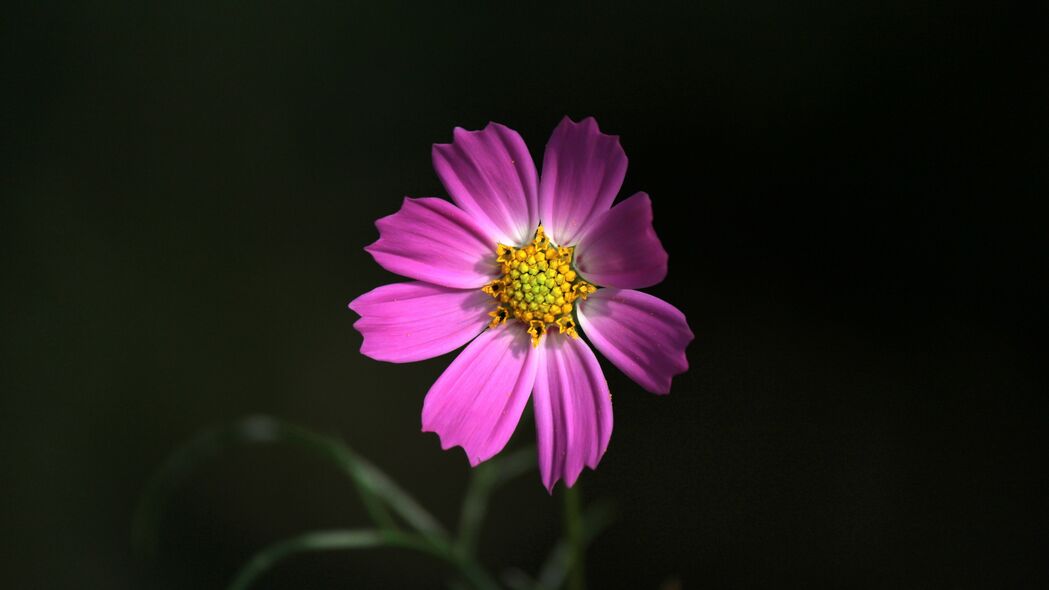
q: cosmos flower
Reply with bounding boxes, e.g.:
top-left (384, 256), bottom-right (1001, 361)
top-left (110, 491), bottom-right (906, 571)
top-left (350, 117), bottom-right (693, 491)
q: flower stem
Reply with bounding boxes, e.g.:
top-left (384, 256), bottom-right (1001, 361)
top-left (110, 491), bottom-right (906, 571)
top-left (451, 552), bottom-right (502, 590)
top-left (564, 484), bottom-right (586, 590)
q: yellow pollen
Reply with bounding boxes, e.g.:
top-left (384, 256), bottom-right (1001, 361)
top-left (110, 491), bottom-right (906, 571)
top-left (482, 224), bottom-right (596, 346)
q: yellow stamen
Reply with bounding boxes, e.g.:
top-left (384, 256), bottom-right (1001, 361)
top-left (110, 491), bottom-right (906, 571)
top-left (527, 320), bottom-right (546, 346)
top-left (480, 224), bottom-right (596, 346)
top-left (487, 306), bottom-right (509, 328)
top-left (555, 315), bottom-right (578, 338)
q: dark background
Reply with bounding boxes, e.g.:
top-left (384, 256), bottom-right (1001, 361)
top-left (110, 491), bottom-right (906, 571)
top-left (2, 1), bottom-right (1046, 588)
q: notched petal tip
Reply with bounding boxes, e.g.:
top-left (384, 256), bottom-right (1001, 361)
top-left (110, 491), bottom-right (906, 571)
top-left (577, 289), bottom-right (693, 395)
top-left (533, 333), bottom-right (612, 493)
top-left (646, 315), bottom-right (693, 395)
top-left (431, 121), bottom-right (539, 246)
top-left (364, 197), bottom-right (497, 288)
top-left (541, 465), bottom-right (589, 494)
top-left (421, 326), bottom-right (538, 470)
top-left (420, 424), bottom-right (492, 467)
top-left (484, 120), bottom-right (513, 133)
top-left (449, 125), bottom-right (472, 144)
top-left (557, 115), bottom-right (623, 144)
top-left (540, 116), bottom-right (629, 246)
top-left (433, 122), bottom-right (516, 150)
top-left (361, 239), bottom-right (380, 257)
top-left (350, 281), bottom-right (491, 364)
top-left (574, 191), bottom-right (668, 289)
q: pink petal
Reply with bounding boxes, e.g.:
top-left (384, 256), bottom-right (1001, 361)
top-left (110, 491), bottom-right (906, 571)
top-left (432, 123), bottom-right (539, 246)
top-left (576, 289), bottom-right (693, 394)
top-left (421, 324), bottom-right (538, 466)
top-left (365, 197), bottom-right (498, 289)
top-left (538, 117), bottom-right (628, 246)
top-left (348, 282), bottom-right (492, 363)
top-left (533, 332), bottom-right (613, 493)
top-left (574, 192), bottom-right (668, 289)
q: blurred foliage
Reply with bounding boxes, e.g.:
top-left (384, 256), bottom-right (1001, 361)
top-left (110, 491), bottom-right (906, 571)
top-left (134, 416), bottom-right (614, 590)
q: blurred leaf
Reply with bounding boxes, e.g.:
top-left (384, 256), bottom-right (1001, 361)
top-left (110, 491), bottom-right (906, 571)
top-left (226, 528), bottom-right (439, 590)
top-left (132, 415), bottom-right (450, 559)
top-left (501, 567), bottom-right (539, 590)
top-left (457, 446), bottom-right (536, 557)
top-left (353, 451), bottom-right (449, 540)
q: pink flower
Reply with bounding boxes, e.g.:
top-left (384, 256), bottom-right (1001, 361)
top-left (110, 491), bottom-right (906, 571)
top-left (349, 117), bottom-right (693, 491)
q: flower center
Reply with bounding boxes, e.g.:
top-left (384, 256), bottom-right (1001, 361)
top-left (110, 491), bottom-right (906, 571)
top-left (482, 225), bottom-right (596, 346)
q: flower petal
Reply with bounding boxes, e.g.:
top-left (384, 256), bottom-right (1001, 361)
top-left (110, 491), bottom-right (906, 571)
top-left (365, 197), bottom-right (498, 289)
top-left (432, 123), bottom-right (539, 246)
top-left (349, 281), bottom-right (492, 363)
top-left (538, 117), bottom-right (628, 246)
top-left (574, 192), bottom-right (668, 289)
top-left (533, 332), bottom-right (613, 493)
top-left (422, 324), bottom-right (538, 466)
top-left (576, 289), bottom-right (693, 394)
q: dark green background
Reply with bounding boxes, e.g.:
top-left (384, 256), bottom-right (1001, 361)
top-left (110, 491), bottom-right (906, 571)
top-left (3, 1), bottom-right (1045, 588)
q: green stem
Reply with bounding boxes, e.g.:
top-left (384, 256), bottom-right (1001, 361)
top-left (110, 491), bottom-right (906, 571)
top-left (450, 551), bottom-right (503, 590)
top-left (564, 484), bottom-right (585, 590)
